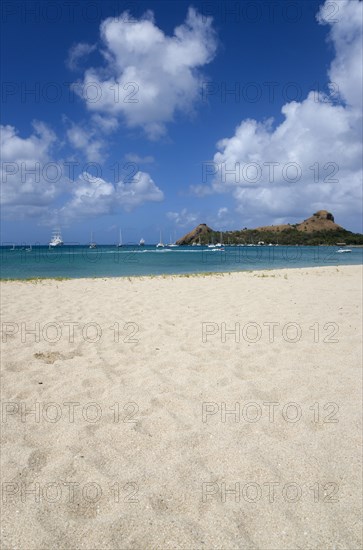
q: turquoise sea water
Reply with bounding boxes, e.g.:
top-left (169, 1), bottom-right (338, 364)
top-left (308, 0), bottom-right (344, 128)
top-left (0, 245), bottom-right (362, 279)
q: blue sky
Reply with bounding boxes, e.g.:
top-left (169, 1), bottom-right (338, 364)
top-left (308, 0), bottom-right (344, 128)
top-left (1, 0), bottom-right (362, 244)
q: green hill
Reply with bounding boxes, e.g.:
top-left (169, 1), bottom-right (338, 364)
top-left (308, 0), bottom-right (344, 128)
top-left (176, 211), bottom-right (363, 246)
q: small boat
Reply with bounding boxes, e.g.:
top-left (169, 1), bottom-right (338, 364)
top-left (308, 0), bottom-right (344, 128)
top-left (89, 231), bottom-right (97, 249)
top-left (207, 235), bottom-right (216, 248)
top-left (49, 228), bottom-right (63, 247)
top-left (116, 229), bottom-right (123, 248)
top-left (156, 230), bottom-right (164, 248)
top-left (214, 231), bottom-right (224, 248)
top-left (139, 238), bottom-right (145, 246)
top-left (336, 248), bottom-right (352, 253)
top-left (167, 232), bottom-right (178, 247)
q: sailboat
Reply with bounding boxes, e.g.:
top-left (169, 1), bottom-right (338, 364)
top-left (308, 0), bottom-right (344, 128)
top-left (167, 232), bottom-right (178, 247)
top-left (215, 231), bottom-right (223, 247)
top-left (11, 244), bottom-right (15, 251)
top-left (156, 230), bottom-right (164, 248)
top-left (139, 238), bottom-right (145, 246)
top-left (207, 233), bottom-right (215, 248)
top-left (49, 228), bottom-right (63, 247)
top-left (89, 231), bottom-right (97, 249)
top-left (211, 231), bottom-right (225, 252)
top-left (116, 229), bottom-right (123, 248)
top-left (26, 244), bottom-right (32, 252)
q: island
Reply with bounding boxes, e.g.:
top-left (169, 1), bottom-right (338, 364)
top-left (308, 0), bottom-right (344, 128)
top-left (176, 210), bottom-right (363, 246)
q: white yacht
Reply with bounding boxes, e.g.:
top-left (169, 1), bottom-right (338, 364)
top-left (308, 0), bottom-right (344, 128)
top-left (89, 232), bottom-right (97, 249)
top-left (49, 229), bottom-right (64, 247)
top-left (116, 229), bottom-right (123, 248)
top-left (214, 232), bottom-right (224, 247)
top-left (167, 232), bottom-right (178, 247)
top-left (336, 248), bottom-right (352, 253)
top-left (156, 230), bottom-right (164, 248)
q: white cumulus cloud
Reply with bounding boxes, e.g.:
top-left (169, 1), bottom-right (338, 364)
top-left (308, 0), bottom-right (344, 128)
top-left (196, 0), bottom-right (363, 230)
top-left (1, 123), bottom-right (164, 222)
top-left (60, 170), bottom-right (164, 221)
top-left (73, 7), bottom-right (217, 139)
top-left (218, 207), bottom-right (228, 218)
top-left (67, 42), bottom-right (96, 71)
top-left (66, 122), bottom-right (105, 163)
top-left (167, 208), bottom-right (198, 227)
top-left (0, 122), bottom-right (66, 219)
top-left (317, 0), bottom-right (362, 110)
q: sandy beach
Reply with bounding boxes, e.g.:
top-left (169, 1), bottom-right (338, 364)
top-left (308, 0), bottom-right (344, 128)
top-left (1, 265), bottom-right (362, 549)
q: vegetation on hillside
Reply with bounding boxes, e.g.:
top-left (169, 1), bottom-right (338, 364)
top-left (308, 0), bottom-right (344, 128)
top-left (176, 212), bottom-right (363, 246)
top-left (213, 228), bottom-right (363, 246)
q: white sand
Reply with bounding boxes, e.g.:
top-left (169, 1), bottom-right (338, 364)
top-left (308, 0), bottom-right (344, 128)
top-left (1, 265), bottom-right (362, 549)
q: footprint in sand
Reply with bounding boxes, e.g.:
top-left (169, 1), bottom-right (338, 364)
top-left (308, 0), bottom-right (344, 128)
top-left (27, 449), bottom-right (47, 473)
top-left (33, 350), bottom-right (80, 364)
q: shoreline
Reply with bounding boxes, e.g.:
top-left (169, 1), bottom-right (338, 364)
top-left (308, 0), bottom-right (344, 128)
top-left (0, 263), bottom-right (361, 283)
top-left (2, 243), bottom-right (363, 247)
